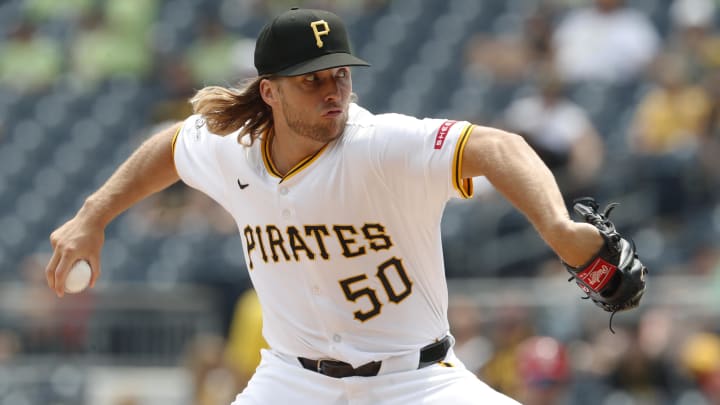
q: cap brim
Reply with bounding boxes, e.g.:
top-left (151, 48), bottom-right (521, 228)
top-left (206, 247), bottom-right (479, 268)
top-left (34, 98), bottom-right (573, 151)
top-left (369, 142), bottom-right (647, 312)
top-left (274, 53), bottom-right (370, 76)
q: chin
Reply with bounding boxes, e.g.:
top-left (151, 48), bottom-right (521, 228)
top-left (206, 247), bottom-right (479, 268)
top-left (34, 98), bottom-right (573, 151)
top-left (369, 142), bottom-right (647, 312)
top-left (333, 116), bottom-right (349, 137)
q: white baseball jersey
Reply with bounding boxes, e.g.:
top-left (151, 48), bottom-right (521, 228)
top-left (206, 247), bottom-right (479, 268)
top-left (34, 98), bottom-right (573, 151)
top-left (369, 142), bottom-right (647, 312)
top-left (173, 103), bottom-right (474, 368)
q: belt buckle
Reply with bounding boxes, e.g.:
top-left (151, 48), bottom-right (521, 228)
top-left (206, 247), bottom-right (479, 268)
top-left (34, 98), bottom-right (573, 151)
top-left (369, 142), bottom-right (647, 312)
top-left (316, 359), bottom-right (327, 374)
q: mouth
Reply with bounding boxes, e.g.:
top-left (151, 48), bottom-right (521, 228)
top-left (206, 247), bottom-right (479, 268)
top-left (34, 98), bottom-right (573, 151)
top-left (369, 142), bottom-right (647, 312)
top-left (321, 107), bottom-right (344, 118)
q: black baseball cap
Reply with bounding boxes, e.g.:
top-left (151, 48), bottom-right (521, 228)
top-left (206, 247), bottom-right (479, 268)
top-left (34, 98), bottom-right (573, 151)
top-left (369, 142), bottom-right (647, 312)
top-left (254, 8), bottom-right (370, 76)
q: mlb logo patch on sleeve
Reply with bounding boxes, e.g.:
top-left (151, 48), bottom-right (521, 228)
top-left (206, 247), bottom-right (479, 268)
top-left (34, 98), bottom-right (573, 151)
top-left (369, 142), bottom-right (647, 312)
top-left (434, 120), bottom-right (457, 150)
top-left (191, 118), bottom-right (205, 141)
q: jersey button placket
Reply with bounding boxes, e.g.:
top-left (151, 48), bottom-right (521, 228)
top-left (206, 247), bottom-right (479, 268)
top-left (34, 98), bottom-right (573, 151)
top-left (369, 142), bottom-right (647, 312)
top-left (277, 185), bottom-right (293, 220)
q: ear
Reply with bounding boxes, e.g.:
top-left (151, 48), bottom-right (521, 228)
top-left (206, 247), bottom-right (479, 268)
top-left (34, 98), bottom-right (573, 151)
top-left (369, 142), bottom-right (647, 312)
top-left (259, 78), bottom-right (279, 107)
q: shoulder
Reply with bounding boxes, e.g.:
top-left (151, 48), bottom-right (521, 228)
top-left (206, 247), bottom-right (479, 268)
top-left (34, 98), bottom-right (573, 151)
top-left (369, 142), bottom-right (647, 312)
top-left (346, 103), bottom-right (447, 136)
top-left (179, 114), bottom-right (207, 136)
top-left (344, 103), bottom-right (375, 131)
top-left (343, 104), bottom-right (471, 154)
top-left (346, 102), bottom-right (427, 126)
top-left (178, 114), bottom-right (245, 145)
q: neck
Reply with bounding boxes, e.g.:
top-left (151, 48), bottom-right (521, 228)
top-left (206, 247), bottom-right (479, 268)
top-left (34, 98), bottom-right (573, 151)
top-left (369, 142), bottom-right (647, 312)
top-left (270, 125), bottom-right (328, 176)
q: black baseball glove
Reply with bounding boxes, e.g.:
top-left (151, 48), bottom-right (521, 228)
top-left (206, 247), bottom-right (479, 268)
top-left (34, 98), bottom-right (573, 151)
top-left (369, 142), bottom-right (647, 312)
top-left (564, 197), bottom-right (648, 331)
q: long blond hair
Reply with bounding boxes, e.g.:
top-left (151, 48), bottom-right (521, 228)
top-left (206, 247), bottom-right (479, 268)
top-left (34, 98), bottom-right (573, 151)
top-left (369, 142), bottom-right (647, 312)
top-left (190, 76), bottom-right (272, 138)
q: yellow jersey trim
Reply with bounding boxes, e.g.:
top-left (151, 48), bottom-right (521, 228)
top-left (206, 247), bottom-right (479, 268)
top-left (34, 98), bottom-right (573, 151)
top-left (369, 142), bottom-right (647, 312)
top-left (452, 124), bottom-right (474, 199)
top-left (171, 125), bottom-right (182, 173)
top-left (262, 130), bottom-right (283, 178)
top-left (261, 129), bottom-right (330, 183)
top-left (281, 143), bottom-right (329, 183)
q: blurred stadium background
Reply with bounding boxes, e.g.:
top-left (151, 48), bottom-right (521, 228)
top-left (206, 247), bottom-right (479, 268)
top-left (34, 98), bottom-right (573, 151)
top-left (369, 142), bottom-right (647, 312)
top-left (1, 0), bottom-right (720, 403)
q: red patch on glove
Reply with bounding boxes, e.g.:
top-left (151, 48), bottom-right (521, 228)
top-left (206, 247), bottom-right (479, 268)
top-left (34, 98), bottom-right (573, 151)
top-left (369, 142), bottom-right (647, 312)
top-left (577, 257), bottom-right (617, 292)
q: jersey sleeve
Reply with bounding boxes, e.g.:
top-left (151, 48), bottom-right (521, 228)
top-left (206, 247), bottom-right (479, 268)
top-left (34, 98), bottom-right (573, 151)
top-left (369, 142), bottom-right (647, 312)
top-left (172, 115), bottom-right (228, 206)
top-left (370, 113), bottom-right (475, 201)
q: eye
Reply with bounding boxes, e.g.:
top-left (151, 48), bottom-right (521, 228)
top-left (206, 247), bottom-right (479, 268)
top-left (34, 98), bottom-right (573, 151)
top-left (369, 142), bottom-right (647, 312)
top-left (336, 69), bottom-right (348, 78)
top-left (303, 74), bottom-right (317, 83)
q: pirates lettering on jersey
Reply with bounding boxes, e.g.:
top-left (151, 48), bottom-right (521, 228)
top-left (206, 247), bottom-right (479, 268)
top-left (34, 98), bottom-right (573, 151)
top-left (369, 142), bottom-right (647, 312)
top-left (242, 222), bottom-right (394, 269)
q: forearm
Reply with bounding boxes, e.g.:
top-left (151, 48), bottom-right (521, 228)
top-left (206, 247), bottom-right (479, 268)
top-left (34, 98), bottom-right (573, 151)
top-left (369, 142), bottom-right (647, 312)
top-left (80, 122), bottom-right (182, 227)
top-left (463, 127), bottom-right (570, 229)
top-left (461, 126), bottom-right (601, 265)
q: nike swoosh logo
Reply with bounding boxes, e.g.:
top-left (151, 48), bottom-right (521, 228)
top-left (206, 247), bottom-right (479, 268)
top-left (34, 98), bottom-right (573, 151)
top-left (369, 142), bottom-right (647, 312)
top-left (237, 179), bottom-right (249, 190)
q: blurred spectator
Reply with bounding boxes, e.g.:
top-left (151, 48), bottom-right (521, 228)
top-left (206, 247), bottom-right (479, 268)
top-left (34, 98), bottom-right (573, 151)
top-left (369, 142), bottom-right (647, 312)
top-left (14, 252), bottom-right (93, 354)
top-left (23, 0), bottom-right (93, 22)
top-left (464, 33), bottom-right (528, 83)
top-left (448, 295), bottom-right (491, 376)
top-left (231, 38), bottom-right (257, 80)
top-left (680, 332), bottom-right (720, 403)
top-left (503, 69), bottom-right (604, 195)
top-left (70, 8), bottom-right (152, 86)
top-left (465, 6), bottom-right (556, 83)
top-left (103, 0), bottom-right (159, 39)
top-left (524, 6), bottom-right (556, 67)
top-left (567, 327), bottom-right (632, 404)
top-left (667, 0), bottom-right (720, 81)
top-left (0, 20), bottom-right (62, 94)
top-left (607, 317), bottom-right (675, 403)
top-left (264, 0), bottom-right (384, 16)
top-left (629, 52), bottom-right (712, 155)
top-left (150, 56), bottom-right (196, 123)
top-left (552, 0), bottom-right (660, 83)
top-left (694, 71), bottom-right (720, 194)
top-left (183, 334), bottom-right (239, 405)
top-left (224, 288), bottom-right (267, 390)
top-left (480, 306), bottom-right (534, 399)
top-left (627, 52), bottom-right (714, 216)
top-left (703, 71), bottom-right (720, 140)
top-left (127, 182), bottom-right (192, 237)
top-left (185, 16), bottom-right (251, 86)
top-left (515, 336), bottom-right (571, 405)
top-left (128, 182), bottom-right (237, 237)
top-left (0, 330), bottom-right (20, 362)
top-left (112, 397), bottom-right (140, 405)
top-left (686, 242), bottom-right (720, 278)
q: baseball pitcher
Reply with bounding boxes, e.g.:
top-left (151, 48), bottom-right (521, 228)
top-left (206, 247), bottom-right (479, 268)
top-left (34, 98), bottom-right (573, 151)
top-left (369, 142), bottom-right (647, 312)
top-left (46, 8), bottom-right (646, 404)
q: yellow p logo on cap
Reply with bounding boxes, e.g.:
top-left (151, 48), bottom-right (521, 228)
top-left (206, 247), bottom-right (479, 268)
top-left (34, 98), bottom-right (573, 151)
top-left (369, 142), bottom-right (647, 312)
top-left (310, 20), bottom-right (330, 48)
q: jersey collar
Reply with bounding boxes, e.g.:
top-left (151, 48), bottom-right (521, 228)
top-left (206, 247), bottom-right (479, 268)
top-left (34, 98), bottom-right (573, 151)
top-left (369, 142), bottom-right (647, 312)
top-left (261, 128), bottom-right (331, 183)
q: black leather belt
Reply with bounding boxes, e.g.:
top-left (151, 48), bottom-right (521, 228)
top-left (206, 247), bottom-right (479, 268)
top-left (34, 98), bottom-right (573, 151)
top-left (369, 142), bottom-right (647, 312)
top-left (298, 335), bottom-right (452, 378)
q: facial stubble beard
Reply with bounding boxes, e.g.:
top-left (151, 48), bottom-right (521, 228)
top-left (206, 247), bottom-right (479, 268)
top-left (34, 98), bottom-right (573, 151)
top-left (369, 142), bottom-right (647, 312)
top-left (278, 89), bottom-right (348, 143)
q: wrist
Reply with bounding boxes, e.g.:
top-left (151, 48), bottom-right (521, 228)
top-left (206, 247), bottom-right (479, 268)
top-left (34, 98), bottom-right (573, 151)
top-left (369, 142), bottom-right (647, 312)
top-left (78, 195), bottom-right (114, 228)
top-left (545, 221), bottom-right (603, 267)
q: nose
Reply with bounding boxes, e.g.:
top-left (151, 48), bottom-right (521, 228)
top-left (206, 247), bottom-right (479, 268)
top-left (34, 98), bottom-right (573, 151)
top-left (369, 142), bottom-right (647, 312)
top-left (323, 77), bottom-right (341, 103)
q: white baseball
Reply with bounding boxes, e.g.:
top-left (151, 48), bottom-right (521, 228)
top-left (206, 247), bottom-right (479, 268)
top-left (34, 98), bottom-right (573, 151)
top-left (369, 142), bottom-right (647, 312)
top-left (65, 260), bottom-right (92, 294)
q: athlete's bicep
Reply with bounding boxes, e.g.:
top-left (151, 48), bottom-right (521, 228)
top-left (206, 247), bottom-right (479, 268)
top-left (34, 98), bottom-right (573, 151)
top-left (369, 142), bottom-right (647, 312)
top-left (460, 125), bottom-right (531, 179)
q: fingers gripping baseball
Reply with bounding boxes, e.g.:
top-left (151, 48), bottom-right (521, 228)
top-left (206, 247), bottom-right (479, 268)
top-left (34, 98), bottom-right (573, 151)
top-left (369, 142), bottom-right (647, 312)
top-left (47, 217), bottom-right (104, 297)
